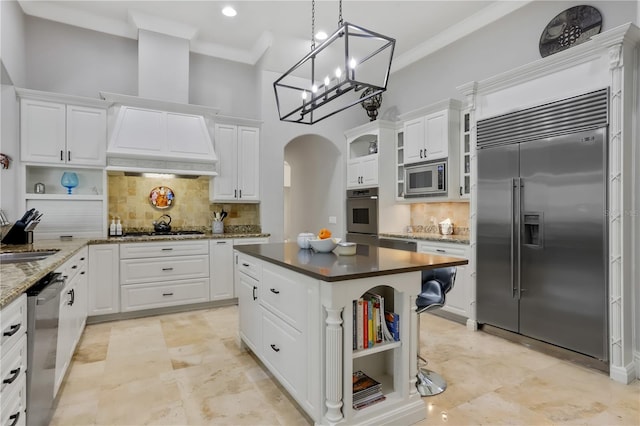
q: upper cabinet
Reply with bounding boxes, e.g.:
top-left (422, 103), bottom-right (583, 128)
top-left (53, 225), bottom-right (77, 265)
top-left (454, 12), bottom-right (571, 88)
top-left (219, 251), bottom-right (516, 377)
top-left (460, 109), bottom-right (471, 199)
top-left (402, 99), bottom-right (461, 166)
top-left (345, 120), bottom-right (395, 190)
top-left (19, 92), bottom-right (107, 166)
top-left (210, 121), bottom-right (260, 202)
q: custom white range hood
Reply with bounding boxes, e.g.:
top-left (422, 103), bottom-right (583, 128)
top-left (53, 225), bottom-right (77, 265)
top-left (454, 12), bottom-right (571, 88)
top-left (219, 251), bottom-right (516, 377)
top-left (103, 18), bottom-right (220, 176)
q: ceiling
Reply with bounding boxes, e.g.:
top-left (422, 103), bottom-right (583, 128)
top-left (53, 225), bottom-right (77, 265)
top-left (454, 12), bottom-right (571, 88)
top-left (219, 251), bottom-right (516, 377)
top-left (17, 0), bottom-right (532, 72)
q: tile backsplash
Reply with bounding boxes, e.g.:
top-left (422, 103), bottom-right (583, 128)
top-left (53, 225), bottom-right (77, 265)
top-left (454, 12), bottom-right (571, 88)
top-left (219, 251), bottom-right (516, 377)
top-left (107, 175), bottom-right (260, 231)
top-left (410, 202), bottom-right (469, 234)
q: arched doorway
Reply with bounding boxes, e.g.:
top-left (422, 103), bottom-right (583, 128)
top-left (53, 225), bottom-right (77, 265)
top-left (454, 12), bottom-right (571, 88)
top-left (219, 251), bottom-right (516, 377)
top-left (283, 134), bottom-right (342, 242)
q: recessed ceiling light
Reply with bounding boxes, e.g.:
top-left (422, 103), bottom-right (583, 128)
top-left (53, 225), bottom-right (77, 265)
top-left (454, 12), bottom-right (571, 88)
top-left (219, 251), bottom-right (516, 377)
top-left (222, 6), bottom-right (237, 17)
top-left (315, 31), bottom-right (328, 41)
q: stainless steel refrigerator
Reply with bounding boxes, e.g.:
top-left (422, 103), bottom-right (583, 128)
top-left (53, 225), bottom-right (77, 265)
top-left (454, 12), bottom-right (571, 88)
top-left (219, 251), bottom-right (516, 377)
top-left (476, 89), bottom-right (609, 361)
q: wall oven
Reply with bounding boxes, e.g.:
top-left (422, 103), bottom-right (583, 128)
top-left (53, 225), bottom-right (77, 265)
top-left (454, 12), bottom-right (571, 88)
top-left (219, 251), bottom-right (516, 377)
top-left (404, 160), bottom-right (447, 197)
top-left (346, 187), bottom-right (378, 245)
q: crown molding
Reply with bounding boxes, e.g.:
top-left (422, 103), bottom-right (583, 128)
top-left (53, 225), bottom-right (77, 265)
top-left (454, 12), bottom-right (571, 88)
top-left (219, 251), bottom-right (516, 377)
top-left (128, 10), bottom-right (198, 41)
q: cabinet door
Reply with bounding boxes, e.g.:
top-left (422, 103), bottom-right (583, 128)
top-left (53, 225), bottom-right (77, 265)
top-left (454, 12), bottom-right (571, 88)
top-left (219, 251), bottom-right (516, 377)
top-left (210, 240), bottom-right (234, 301)
top-left (346, 159), bottom-right (362, 188)
top-left (237, 273), bottom-right (260, 352)
top-left (166, 112), bottom-right (215, 158)
top-left (403, 117), bottom-right (425, 165)
top-left (88, 244), bottom-right (120, 316)
top-left (55, 283), bottom-right (74, 396)
top-left (237, 126), bottom-right (260, 201)
top-left (360, 154), bottom-right (379, 187)
top-left (212, 124), bottom-right (238, 201)
top-left (424, 110), bottom-right (448, 160)
top-left (20, 99), bottom-right (66, 164)
top-left (66, 105), bottom-right (107, 166)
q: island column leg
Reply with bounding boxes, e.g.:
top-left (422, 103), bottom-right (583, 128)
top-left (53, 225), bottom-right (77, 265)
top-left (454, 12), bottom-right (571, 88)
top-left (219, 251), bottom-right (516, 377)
top-left (325, 306), bottom-right (344, 424)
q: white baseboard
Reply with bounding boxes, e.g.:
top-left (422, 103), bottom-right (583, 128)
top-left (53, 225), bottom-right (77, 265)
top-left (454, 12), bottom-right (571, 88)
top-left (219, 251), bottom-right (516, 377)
top-left (635, 351), bottom-right (640, 380)
top-left (609, 360), bottom-right (637, 384)
top-left (466, 318), bottom-right (478, 331)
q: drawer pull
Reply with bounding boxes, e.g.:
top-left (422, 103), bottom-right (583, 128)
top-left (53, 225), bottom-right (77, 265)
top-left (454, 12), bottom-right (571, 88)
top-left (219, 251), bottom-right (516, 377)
top-left (217, 241), bottom-right (227, 244)
top-left (162, 292), bottom-right (174, 296)
top-left (3, 367), bottom-right (21, 384)
top-left (3, 324), bottom-right (21, 337)
top-left (162, 267), bottom-right (174, 272)
top-left (8, 411), bottom-right (20, 426)
top-left (71, 265), bottom-right (78, 269)
top-left (270, 344), bottom-right (280, 353)
top-left (80, 257), bottom-right (85, 261)
top-left (68, 288), bottom-right (75, 306)
top-left (252, 286), bottom-right (257, 301)
top-left (270, 288), bottom-right (280, 294)
top-left (242, 263), bottom-right (250, 267)
top-left (436, 249), bottom-right (446, 253)
top-left (161, 248), bottom-right (173, 251)
top-left (80, 271), bottom-right (86, 275)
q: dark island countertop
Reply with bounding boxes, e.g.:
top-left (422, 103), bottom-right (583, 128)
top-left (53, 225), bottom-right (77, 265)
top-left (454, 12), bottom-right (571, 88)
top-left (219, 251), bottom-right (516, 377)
top-left (234, 242), bottom-right (468, 282)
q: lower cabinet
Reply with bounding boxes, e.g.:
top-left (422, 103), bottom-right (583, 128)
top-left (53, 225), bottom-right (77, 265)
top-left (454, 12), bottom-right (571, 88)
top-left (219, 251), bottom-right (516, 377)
top-left (417, 241), bottom-right (471, 319)
top-left (119, 240), bottom-right (210, 312)
top-left (88, 244), bottom-right (120, 316)
top-left (0, 295), bottom-right (27, 426)
top-left (236, 255), bottom-right (261, 353)
top-left (210, 240), bottom-right (234, 301)
top-left (55, 247), bottom-right (88, 396)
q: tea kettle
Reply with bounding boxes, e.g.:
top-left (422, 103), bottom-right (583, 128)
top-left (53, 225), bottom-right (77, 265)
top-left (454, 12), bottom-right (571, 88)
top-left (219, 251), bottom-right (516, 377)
top-left (153, 214), bottom-right (172, 233)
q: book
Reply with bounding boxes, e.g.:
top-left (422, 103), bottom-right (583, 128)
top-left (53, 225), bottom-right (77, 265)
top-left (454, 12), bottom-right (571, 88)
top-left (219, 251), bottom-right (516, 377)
top-left (385, 311), bottom-right (400, 341)
top-left (356, 298), bottom-right (364, 350)
top-left (352, 370), bottom-right (386, 410)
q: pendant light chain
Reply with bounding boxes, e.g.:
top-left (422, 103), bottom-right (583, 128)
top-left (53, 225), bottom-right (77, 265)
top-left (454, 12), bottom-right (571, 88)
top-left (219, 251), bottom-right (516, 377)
top-left (311, 0), bottom-right (316, 50)
top-left (338, 0), bottom-right (343, 27)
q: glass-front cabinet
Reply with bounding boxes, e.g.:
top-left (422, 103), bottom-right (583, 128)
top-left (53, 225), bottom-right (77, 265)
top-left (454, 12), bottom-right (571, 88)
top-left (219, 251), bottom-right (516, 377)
top-left (460, 110), bottom-right (471, 198)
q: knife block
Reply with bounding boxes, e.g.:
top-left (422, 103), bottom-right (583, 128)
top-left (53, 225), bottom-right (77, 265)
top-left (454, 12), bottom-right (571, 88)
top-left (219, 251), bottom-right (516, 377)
top-left (1, 222), bottom-right (30, 245)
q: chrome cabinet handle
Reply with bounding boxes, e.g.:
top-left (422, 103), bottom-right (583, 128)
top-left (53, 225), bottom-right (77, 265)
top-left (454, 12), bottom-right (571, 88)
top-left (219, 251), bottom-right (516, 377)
top-left (270, 288), bottom-right (280, 294)
top-left (270, 344), bottom-right (280, 352)
top-left (3, 367), bottom-right (21, 384)
top-left (2, 324), bottom-right (20, 337)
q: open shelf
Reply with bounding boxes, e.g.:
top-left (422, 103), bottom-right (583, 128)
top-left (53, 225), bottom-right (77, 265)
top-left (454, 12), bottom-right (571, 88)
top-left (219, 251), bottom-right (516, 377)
top-left (25, 194), bottom-right (104, 201)
top-left (353, 341), bottom-right (401, 359)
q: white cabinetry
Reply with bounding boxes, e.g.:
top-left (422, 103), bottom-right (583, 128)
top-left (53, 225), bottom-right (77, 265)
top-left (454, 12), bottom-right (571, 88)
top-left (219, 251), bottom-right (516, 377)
top-left (88, 244), bottom-right (120, 316)
top-left (404, 110), bottom-right (450, 164)
top-left (460, 109), bottom-right (471, 198)
top-left (211, 123), bottom-right (260, 202)
top-left (417, 241), bottom-right (471, 320)
top-left (119, 241), bottom-right (210, 312)
top-left (0, 294), bottom-right (27, 426)
top-left (236, 252), bottom-right (262, 353)
top-left (55, 247), bottom-right (88, 396)
top-left (19, 91), bottom-right (107, 166)
top-left (345, 121), bottom-right (396, 189)
top-left (210, 240), bottom-right (234, 301)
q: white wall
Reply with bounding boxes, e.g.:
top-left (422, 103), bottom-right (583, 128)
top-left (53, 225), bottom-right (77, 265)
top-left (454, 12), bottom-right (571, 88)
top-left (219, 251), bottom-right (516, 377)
top-left (383, 0), bottom-right (638, 117)
top-left (0, 85), bottom-right (20, 221)
top-left (0, 0), bottom-right (27, 87)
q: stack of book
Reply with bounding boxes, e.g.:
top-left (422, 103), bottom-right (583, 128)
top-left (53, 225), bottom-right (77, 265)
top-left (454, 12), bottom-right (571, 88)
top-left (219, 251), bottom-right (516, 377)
top-left (352, 370), bottom-right (386, 410)
top-left (352, 291), bottom-right (400, 350)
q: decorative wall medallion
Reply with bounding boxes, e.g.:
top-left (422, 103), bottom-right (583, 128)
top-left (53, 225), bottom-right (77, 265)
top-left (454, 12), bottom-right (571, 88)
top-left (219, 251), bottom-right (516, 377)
top-left (149, 186), bottom-right (174, 208)
top-left (539, 5), bottom-right (602, 58)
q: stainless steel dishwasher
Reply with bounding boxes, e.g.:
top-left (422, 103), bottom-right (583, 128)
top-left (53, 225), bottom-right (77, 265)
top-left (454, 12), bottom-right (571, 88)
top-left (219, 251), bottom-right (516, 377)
top-left (26, 272), bottom-right (65, 426)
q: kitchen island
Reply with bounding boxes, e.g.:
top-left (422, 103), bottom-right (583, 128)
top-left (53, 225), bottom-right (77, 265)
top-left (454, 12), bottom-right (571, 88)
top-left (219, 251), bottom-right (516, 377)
top-left (234, 242), bottom-right (467, 426)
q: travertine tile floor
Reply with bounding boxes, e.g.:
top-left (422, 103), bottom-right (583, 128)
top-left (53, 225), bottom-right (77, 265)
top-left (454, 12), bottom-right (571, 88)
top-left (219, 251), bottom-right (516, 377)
top-left (52, 306), bottom-right (640, 425)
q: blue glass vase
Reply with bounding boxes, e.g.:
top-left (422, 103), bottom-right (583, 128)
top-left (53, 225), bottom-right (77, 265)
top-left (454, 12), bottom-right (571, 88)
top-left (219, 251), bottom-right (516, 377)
top-left (61, 172), bottom-right (79, 194)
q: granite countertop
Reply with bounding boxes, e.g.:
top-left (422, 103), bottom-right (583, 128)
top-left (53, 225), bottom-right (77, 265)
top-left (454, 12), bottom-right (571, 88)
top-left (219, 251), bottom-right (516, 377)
top-left (1, 232), bottom-right (270, 308)
top-left (235, 242), bottom-right (468, 282)
top-left (379, 232), bottom-right (470, 245)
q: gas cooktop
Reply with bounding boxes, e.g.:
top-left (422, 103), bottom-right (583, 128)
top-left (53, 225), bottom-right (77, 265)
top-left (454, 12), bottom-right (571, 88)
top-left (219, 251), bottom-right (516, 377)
top-left (122, 230), bottom-right (205, 237)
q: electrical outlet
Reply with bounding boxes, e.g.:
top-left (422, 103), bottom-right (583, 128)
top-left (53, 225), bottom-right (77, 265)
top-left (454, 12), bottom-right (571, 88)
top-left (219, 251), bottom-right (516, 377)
top-left (329, 216), bottom-right (337, 224)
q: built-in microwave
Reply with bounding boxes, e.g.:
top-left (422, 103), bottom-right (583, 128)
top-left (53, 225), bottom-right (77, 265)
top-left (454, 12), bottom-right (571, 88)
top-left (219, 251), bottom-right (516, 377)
top-left (404, 160), bottom-right (447, 198)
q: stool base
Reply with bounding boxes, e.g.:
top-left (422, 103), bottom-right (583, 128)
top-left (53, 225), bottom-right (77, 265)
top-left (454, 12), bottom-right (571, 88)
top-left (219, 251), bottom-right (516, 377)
top-left (416, 368), bottom-right (447, 396)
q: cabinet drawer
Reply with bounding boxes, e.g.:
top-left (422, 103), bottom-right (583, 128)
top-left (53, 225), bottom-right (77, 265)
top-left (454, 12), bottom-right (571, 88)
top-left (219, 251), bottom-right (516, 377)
top-left (0, 373), bottom-right (26, 426)
top-left (261, 265), bottom-right (309, 331)
top-left (0, 335), bottom-right (26, 396)
top-left (121, 279), bottom-right (209, 312)
top-left (120, 240), bottom-right (209, 259)
top-left (261, 308), bottom-right (304, 396)
top-left (417, 242), bottom-right (468, 258)
top-left (120, 255), bottom-right (209, 285)
top-left (0, 295), bottom-right (26, 356)
top-left (236, 253), bottom-right (262, 281)
top-left (59, 247), bottom-right (88, 282)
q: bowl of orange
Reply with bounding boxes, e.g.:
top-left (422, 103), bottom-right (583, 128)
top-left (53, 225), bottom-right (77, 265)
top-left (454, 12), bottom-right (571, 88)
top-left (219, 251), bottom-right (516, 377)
top-left (309, 228), bottom-right (340, 252)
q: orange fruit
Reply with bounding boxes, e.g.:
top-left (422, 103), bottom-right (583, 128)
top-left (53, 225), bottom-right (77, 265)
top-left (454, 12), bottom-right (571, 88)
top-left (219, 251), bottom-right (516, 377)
top-left (318, 228), bottom-right (332, 240)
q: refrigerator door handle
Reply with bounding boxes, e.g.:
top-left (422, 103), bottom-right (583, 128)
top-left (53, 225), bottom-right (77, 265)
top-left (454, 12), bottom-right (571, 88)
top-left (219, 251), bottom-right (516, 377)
top-left (512, 178), bottom-right (522, 299)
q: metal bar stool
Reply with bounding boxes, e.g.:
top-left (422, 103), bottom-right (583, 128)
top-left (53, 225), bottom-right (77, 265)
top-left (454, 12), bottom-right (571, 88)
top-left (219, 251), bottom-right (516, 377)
top-left (415, 266), bottom-right (457, 396)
